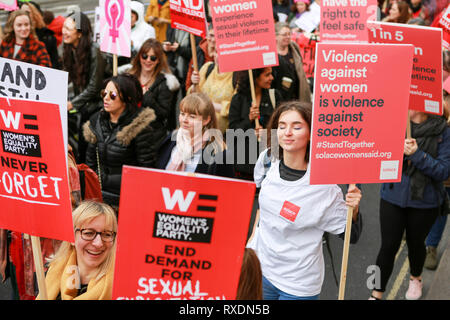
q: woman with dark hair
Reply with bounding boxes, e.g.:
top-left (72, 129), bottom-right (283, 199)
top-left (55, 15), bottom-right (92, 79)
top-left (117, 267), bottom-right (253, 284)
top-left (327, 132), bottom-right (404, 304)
top-left (157, 92), bottom-right (234, 178)
top-left (383, 1), bottom-right (411, 23)
top-left (128, 38), bottom-right (179, 131)
top-left (19, 1), bottom-right (60, 69)
top-left (247, 101), bottom-right (362, 300)
top-left (369, 103), bottom-right (450, 299)
top-left (0, 9), bottom-right (51, 67)
top-left (229, 67), bottom-right (282, 181)
top-left (83, 74), bottom-right (165, 208)
top-left (63, 12), bottom-right (106, 163)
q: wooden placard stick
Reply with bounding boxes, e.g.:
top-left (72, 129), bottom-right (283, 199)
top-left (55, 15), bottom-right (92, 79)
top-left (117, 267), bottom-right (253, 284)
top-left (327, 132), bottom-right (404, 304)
top-left (338, 183), bottom-right (356, 300)
top-left (113, 54), bottom-right (118, 76)
top-left (190, 33), bottom-right (199, 91)
top-left (406, 112), bottom-right (411, 139)
top-left (30, 235), bottom-right (48, 300)
top-left (248, 70), bottom-right (261, 130)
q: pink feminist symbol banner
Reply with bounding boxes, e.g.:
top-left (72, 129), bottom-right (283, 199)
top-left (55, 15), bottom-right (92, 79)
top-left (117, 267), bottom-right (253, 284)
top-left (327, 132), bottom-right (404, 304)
top-left (100, 0), bottom-right (131, 57)
top-left (0, 0), bottom-right (18, 11)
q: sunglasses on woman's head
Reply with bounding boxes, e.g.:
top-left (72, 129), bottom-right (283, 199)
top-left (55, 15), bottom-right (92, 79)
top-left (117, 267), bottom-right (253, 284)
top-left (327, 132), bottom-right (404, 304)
top-left (141, 53), bottom-right (157, 61)
top-left (101, 89), bottom-right (118, 100)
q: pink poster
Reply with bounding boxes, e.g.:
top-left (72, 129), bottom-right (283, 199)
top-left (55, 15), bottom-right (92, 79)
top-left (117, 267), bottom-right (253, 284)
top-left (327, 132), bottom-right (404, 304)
top-left (321, 0), bottom-right (378, 43)
top-left (368, 21), bottom-right (443, 115)
top-left (100, 0), bottom-right (131, 57)
top-left (310, 43), bottom-right (414, 185)
top-left (0, 0), bottom-right (17, 11)
top-left (209, 0), bottom-right (278, 73)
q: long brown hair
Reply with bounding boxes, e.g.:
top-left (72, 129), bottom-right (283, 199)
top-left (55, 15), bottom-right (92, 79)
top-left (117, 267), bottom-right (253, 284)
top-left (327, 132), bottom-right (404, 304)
top-left (129, 38), bottom-right (171, 80)
top-left (267, 100), bottom-right (312, 162)
top-left (386, 1), bottom-right (411, 24)
top-left (3, 10), bottom-right (35, 43)
top-left (62, 12), bottom-right (93, 90)
top-left (236, 248), bottom-right (263, 300)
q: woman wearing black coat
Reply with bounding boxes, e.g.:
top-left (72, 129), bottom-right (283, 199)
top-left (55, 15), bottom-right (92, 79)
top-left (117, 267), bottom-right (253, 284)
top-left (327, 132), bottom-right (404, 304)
top-left (129, 38), bottom-right (180, 132)
top-left (83, 74), bottom-right (166, 208)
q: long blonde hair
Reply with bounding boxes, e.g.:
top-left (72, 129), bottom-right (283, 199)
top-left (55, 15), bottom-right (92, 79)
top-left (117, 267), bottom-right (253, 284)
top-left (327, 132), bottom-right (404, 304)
top-left (49, 201), bottom-right (118, 280)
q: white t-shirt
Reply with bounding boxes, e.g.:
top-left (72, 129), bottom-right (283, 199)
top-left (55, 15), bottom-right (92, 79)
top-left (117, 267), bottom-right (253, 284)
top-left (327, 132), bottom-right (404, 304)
top-left (248, 150), bottom-right (348, 297)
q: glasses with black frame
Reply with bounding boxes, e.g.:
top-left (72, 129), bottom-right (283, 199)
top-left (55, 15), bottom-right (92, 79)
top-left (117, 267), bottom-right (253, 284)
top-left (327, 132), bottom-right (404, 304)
top-left (141, 53), bottom-right (158, 61)
top-left (75, 228), bottom-right (116, 242)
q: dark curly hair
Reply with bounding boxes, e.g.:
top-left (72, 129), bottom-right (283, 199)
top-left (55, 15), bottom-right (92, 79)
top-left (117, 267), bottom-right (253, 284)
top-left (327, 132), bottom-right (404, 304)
top-left (62, 12), bottom-right (93, 91)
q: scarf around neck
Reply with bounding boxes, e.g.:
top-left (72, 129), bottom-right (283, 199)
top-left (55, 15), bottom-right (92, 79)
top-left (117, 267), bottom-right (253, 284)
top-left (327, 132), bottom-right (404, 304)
top-left (406, 115), bottom-right (447, 200)
top-left (167, 128), bottom-right (210, 172)
top-left (37, 248), bottom-right (113, 300)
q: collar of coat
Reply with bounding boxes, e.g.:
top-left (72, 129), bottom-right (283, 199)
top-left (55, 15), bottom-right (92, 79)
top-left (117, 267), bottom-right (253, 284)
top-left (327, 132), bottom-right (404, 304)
top-left (83, 107), bottom-right (156, 146)
top-left (3, 34), bottom-right (41, 53)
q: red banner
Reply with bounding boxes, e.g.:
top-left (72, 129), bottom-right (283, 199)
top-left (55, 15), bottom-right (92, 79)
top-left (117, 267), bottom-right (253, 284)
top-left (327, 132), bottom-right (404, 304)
top-left (0, 97), bottom-right (73, 242)
top-left (368, 22), bottom-right (443, 115)
top-left (209, 0), bottom-right (278, 73)
top-left (321, 0), bottom-right (378, 43)
top-left (310, 43), bottom-right (414, 185)
top-left (169, 0), bottom-right (207, 37)
top-left (113, 167), bottom-right (255, 300)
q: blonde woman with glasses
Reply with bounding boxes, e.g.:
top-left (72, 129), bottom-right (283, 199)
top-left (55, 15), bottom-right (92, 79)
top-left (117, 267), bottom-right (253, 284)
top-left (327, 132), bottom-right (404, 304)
top-left (37, 201), bottom-right (117, 300)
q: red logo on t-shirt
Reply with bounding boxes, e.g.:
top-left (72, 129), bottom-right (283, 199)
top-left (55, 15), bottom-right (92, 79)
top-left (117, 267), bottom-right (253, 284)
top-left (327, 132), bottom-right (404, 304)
top-left (280, 201), bottom-right (300, 222)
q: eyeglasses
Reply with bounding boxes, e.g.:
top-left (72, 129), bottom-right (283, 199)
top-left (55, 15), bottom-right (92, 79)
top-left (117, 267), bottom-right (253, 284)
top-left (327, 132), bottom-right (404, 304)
top-left (75, 228), bottom-right (116, 242)
top-left (101, 89), bottom-right (118, 100)
top-left (141, 53), bottom-right (157, 61)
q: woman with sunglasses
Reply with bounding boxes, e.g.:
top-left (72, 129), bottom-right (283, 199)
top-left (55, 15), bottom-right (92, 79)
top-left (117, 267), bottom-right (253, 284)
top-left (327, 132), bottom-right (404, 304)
top-left (157, 92), bottom-right (234, 178)
top-left (128, 38), bottom-right (179, 131)
top-left (63, 12), bottom-right (106, 163)
top-left (83, 74), bottom-right (165, 208)
top-left (37, 201), bottom-right (117, 300)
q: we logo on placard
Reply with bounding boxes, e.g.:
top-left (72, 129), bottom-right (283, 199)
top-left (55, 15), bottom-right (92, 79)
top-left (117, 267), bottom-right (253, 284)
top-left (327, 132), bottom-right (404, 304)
top-left (162, 187), bottom-right (196, 212)
top-left (0, 109), bottom-right (20, 130)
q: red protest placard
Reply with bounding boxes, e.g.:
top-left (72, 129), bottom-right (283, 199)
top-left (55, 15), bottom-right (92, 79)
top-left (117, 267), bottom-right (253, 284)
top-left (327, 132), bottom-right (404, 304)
top-left (368, 21), bottom-right (443, 115)
top-left (321, 0), bottom-right (378, 43)
top-left (112, 167), bottom-right (255, 300)
top-left (432, 4), bottom-right (449, 50)
top-left (169, 0), bottom-right (207, 37)
top-left (0, 97), bottom-right (73, 242)
top-left (209, 0), bottom-right (278, 73)
top-left (310, 43), bottom-right (414, 185)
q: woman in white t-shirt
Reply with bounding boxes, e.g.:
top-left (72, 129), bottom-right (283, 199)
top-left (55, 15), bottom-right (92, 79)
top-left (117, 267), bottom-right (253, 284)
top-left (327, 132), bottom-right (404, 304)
top-left (247, 101), bottom-right (362, 300)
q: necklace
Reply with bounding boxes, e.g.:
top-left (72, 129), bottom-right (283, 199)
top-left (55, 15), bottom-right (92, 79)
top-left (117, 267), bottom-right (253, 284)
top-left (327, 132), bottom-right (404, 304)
top-left (140, 74), bottom-right (154, 92)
